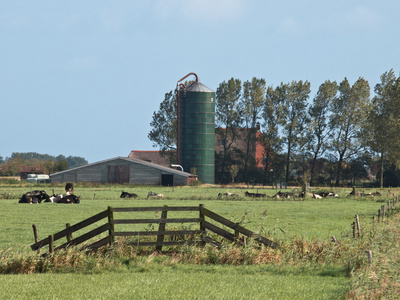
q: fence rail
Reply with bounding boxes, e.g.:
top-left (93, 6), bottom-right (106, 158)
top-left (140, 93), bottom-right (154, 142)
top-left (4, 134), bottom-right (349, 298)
top-left (31, 204), bottom-right (279, 255)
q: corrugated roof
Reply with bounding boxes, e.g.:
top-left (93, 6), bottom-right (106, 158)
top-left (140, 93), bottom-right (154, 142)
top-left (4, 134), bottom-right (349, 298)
top-left (187, 82), bottom-right (214, 93)
top-left (50, 156), bottom-right (194, 177)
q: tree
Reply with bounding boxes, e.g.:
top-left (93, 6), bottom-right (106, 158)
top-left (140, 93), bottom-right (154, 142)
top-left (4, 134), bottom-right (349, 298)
top-left (273, 80), bottom-right (311, 183)
top-left (261, 86), bottom-right (283, 184)
top-left (65, 156), bottom-right (87, 168)
top-left (240, 77), bottom-right (266, 179)
top-left (148, 90), bottom-right (177, 163)
top-left (306, 80), bottom-right (338, 185)
top-left (363, 70), bottom-right (397, 187)
top-left (329, 77), bottom-right (371, 186)
top-left (215, 78), bottom-right (242, 180)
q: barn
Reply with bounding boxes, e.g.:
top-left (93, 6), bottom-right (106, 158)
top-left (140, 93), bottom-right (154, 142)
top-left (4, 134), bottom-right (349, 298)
top-left (50, 157), bottom-right (197, 186)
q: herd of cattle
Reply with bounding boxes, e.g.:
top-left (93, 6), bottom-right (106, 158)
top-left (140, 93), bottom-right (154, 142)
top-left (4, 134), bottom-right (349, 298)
top-left (19, 183), bottom-right (80, 204)
top-left (19, 185), bottom-right (383, 203)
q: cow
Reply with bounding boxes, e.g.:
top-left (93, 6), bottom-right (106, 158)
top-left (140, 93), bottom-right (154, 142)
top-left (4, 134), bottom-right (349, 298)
top-left (245, 191), bottom-right (267, 198)
top-left (19, 190), bottom-right (50, 204)
top-left (147, 191), bottom-right (164, 199)
top-left (326, 192), bottom-right (340, 198)
top-left (312, 193), bottom-right (323, 199)
top-left (44, 194), bottom-right (64, 203)
top-left (57, 194), bottom-right (80, 204)
top-left (218, 192), bottom-right (239, 198)
top-left (120, 191), bottom-right (139, 198)
top-left (272, 191), bottom-right (291, 199)
top-left (65, 182), bottom-right (74, 195)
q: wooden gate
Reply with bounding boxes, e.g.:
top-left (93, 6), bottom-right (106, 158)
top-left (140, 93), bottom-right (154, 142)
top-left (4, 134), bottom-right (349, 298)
top-left (31, 205), bottom-right (279, 255)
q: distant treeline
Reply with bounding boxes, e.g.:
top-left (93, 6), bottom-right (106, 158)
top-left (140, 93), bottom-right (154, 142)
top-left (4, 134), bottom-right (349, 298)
top-left (0, 152), bottom-right (88, 176)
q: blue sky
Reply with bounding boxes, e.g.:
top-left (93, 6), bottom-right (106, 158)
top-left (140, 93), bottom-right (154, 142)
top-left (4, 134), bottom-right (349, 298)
top-left (1, 0), bottom-right (399, 163)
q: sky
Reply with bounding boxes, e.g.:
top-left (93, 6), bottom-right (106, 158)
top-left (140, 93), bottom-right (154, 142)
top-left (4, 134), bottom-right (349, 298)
top-left (1, 0), bottom-right (399, 163)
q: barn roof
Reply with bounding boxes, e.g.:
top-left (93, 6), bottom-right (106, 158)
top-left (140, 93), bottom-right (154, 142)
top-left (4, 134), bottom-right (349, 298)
top-left (50, 156), bottom-right (195, 177)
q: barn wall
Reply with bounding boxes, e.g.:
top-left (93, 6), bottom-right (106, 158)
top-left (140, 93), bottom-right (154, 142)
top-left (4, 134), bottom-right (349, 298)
top-left (51, 158), bottom-right (190, 186)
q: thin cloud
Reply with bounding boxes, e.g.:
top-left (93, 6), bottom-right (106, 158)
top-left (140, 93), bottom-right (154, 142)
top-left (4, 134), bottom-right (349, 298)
top-left (153, 0), bottom-right (245, 22)
top-left (344, 5), bottom-right (381, 30)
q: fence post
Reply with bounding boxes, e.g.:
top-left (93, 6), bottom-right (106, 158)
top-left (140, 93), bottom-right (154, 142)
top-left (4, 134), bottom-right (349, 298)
top-left (49, 235), bottom-right (54, 253)
top-left (32, 224), bottom-right (40, 253)
top-left (366, 250), bottom-right (372, 264)
top-left (66, 223), bottom-right (72, 243)
top-left (199, 204), bottom-right (205, 233)
top-left (108, 206), bottom-right (115, 245)
top-left (378, 209), bottom-right (381, 223)
top-left (156, 205), bottom-right (168, 252)
top-left (352, 222), bottom-right (356, 238)
top-left (355, 215), bottom-right (361, 238)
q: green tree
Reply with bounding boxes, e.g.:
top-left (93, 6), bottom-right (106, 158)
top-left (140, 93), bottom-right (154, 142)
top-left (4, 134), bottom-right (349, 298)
top-left (240, 77), bottom-right (266, 179)
top-left (363, 70), bottom-right (397, 187)
top-left (274, 80), bottom-right (311, 183)
top-left (261, 86), bottom-right (284, 184)
top-left (306, 80), bottom-right (338, 185)
top-left (329, 77), bottom-right (371, 186)
top-left (148, 90), bottom-right (177, 163)
top-left (215, 78), bottom-right (242, 180)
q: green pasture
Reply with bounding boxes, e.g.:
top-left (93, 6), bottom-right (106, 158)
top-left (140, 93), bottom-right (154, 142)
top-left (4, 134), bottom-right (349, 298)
top-left (0, 184), bottom-right (393, 299)
top-left (0, 185), bottom-right (384, 251)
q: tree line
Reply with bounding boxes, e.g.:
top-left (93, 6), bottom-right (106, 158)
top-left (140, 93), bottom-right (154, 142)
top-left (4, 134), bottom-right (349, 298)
top-left (0, 152), bottom-right (88, 176)
top-left (149, 69), bottom-right (400, 187)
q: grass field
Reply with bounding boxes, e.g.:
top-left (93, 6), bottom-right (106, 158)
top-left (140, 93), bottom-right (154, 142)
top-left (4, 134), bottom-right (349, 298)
top-left (0, 183), bottom-right (397, 299)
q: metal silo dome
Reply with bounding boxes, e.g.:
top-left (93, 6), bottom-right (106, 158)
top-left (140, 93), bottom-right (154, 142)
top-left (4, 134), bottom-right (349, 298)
top-left (177, 73), bottom-right (215, 184)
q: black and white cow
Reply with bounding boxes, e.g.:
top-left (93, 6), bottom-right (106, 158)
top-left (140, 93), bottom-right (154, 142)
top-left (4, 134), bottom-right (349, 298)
top-left (44, 194), bottom-right (64, 203)
top-left (65, 182), bottom-right (74, 195)
top-left (120, 191), bottom-right (139, 198)
top-left (19, 190), bottom-right (50, 204)
top-left (57, 194), bottom-right (80, 204)
top-left (245, 191), bottom-right (267, 198)
top-left (147, 191), bottom-right (164, 199)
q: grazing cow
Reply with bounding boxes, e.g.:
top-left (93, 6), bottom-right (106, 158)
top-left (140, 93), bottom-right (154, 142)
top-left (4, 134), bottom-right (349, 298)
top-left (120, 191), bottom-right (139, 198)
top-left (19, 190), bottom-right (50, 204)
top-left (57, 194), bottom-right (80, 204)
top-left (218, 192), bottom-right (239, 198)
top-left (147, 191), bottom-right (164, 199)
top-left (245, 191), bottom-right (267, 198)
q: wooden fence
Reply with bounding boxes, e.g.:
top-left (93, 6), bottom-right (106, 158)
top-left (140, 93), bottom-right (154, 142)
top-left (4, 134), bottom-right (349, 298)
top-left (31, 205), bottom-right (279, 255)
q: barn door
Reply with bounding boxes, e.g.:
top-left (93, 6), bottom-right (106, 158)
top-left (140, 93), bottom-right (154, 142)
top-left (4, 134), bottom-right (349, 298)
top-left (161, 174), bottom-right (174, 186)
top-left (108, 165), bottom-right (130, 184)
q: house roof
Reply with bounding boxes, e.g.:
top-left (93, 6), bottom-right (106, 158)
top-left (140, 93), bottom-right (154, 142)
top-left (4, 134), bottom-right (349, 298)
top-left (128, 150), bottom-right (170, 167)
top-left (50, 156), bottom-right (195, 177)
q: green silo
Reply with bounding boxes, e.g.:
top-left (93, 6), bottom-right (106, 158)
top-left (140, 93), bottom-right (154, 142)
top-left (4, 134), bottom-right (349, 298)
top-left (177, 74), bottom-right (215, 184)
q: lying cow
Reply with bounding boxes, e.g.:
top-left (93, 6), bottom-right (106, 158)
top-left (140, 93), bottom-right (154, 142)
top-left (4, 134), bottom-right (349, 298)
top-left (147, 191), bottom-right (164, 199)
top-left (218, 192), bottom-right (239, 198)
top-left (44, 194), bottom-right (64, 203)
top-left (245, 191), bottom-right (267, 198)
top-left (57, 194), bottom-right (80, 204)
top-left (272, 191), bottom-right (292, 199)
top-left (19, 190), bottom-right (50, 204)
top-left (120, 191), bottom-right (139, 198)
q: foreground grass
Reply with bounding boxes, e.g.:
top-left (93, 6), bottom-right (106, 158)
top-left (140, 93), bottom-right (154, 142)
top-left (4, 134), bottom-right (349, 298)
top-left (0, 265), bottom-right (349, 300)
